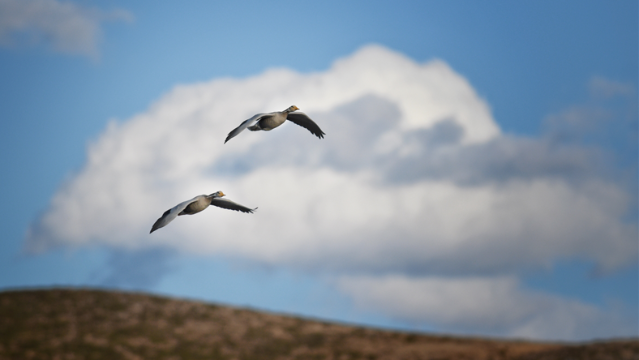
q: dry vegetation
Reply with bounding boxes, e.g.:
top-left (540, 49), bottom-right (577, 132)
top-left (0, 288), bottom-right (636, 360)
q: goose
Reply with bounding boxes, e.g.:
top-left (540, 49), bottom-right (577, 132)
top-left (224, 105), bottom-right (325, 143)
top-left (150, 191), bottom-right (256, 233)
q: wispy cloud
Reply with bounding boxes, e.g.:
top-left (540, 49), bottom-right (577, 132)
top-left (24, 45), bottom-right (638, 339)
top-left (0, 0), bottom-right (132, 58)
top-left (92, 248), bottom-right (177, 290)
top-left (338, 274), bottom-right (636, 340)
top-left (589, 76), bottom-right (636, 100)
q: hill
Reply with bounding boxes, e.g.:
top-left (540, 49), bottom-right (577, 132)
top-left (0, 288), bottom-right (636, 360)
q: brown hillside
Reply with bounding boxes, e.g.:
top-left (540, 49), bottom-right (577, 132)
top-left (0, 289), bottom-right (636, 360)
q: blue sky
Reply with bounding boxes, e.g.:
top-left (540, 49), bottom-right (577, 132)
top-left (0, 0), bottom-right (637, 340)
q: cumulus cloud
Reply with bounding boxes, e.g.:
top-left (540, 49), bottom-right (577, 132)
top-left (0, 0), bottom-right (132, 57)
top-left (338, 275), bottom-right (636, 340)
top-left (25, 45), bottom-right (637, 339)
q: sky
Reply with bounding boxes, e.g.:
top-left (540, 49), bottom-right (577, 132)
top-left (0, 0), bottom-right (637, 341)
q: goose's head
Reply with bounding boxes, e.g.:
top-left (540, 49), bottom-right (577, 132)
top-left (286, 105), bottom-right (299, 113)
top-left (209, 191), bottom-right (225, 198)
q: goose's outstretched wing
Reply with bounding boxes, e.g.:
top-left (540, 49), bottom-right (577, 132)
top-left (224, 113), bottom-right (265, 143)
top-left (286, 112), bottom-right (325, 139)
top-left (150, 196), bottom-right (199, 233)
top-left (210, 197), bottom-right (257, 213)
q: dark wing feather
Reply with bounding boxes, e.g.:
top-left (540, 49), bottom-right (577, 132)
top-left (286, 112), bottom-right (325, 139)
top-left (210, 197), bottom-right (257, 213)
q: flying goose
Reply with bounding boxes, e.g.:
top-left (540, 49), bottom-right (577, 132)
top-left (224, 105), bottom-right (325, 143)
top-left (150, 191), bottom-right (256, 233)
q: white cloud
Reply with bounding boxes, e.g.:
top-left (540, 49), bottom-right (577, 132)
top-left (25, 45), bottom-right (637, 339)
top-left (0, 0), bottom-right (132, 57)
top-left (26, 45), bottom-right (636, 271)
top-left (338, 274), bottom-right (636, 340)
